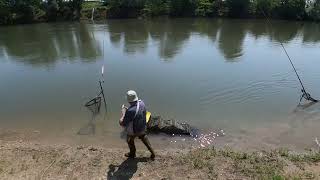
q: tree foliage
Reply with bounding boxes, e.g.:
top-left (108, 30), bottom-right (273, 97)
top-left (0, 0), bottom-right (83, 24)
top-left (169, 0), bottom-right (196, 16)
top-left (143, 0), bottom-right (169, 16)
top-left (276, 0), bottom-right (306, 19)
top-left (107, 0), bottom-right (146, 18)
top-left (195, 0), bottom-right (214, 17)
top-left (105, 0), bottom-right (320, 21)
top-left (255, 0), bottom-right (276, 16)
top-left (308, 0), bottom-right (320, 21)
top-left (226, 0), bottom-right (250, 17)
top-left (1, 0), bottom-right (320, 25)
top-left (0, 0), bottom-right (10, 24)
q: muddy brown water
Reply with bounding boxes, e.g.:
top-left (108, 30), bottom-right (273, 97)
top-left (0, 18), bottom-right (320, 150)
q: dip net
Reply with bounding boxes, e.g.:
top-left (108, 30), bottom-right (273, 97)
top-left (77, 96), bottom-right (101, 135)
top-left (85, 96), bottom-right (102, 116)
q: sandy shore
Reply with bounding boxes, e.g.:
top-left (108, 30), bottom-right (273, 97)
top-left (1, 137), bottom-right (320, 180)
top-left (0, 140), bottom-right (206, 180)
top-left (1, 122), bottom-right (320, 180)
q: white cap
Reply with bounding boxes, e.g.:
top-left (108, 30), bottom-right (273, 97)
top-left (126, 90), bottom-right (138, 102)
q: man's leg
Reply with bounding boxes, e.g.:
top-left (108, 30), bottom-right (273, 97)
top-left (126, 135), bottom-right (136, 158)
top-left (139, 134), bottom-right (155, 159)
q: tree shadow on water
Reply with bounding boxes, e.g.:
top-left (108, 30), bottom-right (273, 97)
top-left (107, 157), bottom-right (149, 180)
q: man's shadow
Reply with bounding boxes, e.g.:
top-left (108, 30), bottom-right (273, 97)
top-left (107, 157), bottom-right (149, 180)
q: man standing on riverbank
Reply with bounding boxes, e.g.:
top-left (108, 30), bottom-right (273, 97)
top-left (119, 90), bottom-right (156, 160)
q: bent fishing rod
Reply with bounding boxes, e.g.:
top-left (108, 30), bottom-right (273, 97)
top-left (260, 9), bottom-right (318, 104)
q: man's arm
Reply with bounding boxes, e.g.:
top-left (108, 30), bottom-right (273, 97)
top-left (119, 105), bottom-right (127, 126)
top-left (120, 105), bottom-right (134, 127)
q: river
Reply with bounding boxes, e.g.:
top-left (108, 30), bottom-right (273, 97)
top-left (0, 18), bottom-right (320, 150)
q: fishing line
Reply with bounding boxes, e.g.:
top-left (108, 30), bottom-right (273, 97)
top-left (260, 9), bottom-right (318, 104)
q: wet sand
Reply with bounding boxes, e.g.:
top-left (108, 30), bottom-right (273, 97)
top-left (1, 109), bottom-right (320, 152)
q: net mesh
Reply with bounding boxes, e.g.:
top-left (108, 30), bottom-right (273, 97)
top-left (85, 96), bottom-right (102, 116)
top-left (77, 96), bottom-right (101, 135)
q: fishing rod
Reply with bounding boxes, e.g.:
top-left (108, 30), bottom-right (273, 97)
top-left (80, 66), bottom-right (106, 135)
top-left (84, 38), bottom-right (108, 113)
top-left (260, 10), bottom-right (318, 104)
top-left (84, 65), bottom-right (107, 113)
top-left (99, 39), bottom-right (107, 113)
top-left (99, 65), bottom-right (107, 112)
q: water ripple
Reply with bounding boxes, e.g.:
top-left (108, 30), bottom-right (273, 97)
top-left (199, 73), bottom-right (298, 106)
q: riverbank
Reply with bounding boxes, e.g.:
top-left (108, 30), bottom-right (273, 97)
top-left (1, 0), bottom-right (320, 25)
top-left (1, 138), bottom-right (319, 179)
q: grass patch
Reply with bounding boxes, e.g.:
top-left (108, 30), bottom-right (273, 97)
top-left (288, 151), bottom-right (320, 163)
top-left (183, 148), bottom-right (217, 169)
top-left (221, 148), bottom-right (284, 179)
top-left (181, 147), bottom-right (320, 179)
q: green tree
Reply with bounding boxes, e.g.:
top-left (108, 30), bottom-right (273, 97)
top-left (195, 0), bottom-right (214, 17)
top-left (0, 0), bottom-right (11, 24)
top-left (212, 0), bottom-right (228, 16)
top-left (255, 0), bottom-right (276, 17)
top-left (143, 0), bottom-right (169, 16)
top-left (69, 0), bottom-right (83, 20)
top-left (107, 0), bottom-right (146, 18)
top-left (46, 0), bottom-right (59, 21)
top-left (51, 0), bottom-right (83, 20)
top-left (307, 0), bottom-right (320, 21)
top-left (226, 0), bottom-right (251, 17)
top-left (12, 0), bottom-right (43, 23)
top-left (3, 0), bottom-right (47, 23)
top-left (276, 0), bottom-right (306, 19)
top-left (169, 0), bottom-right (196, 16)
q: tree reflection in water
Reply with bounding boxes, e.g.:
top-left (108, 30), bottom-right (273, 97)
top-left (218, 19), bottom-right (247, 61)
top-left (0, 19), bottom-right (320, 66)
top-left (106, 18), bottom-right (320, 62)
top-left (0, 23), bottom-right (101, 67)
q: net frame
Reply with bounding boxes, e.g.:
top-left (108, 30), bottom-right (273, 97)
top-left (85, 96), bottom-right (102, 116)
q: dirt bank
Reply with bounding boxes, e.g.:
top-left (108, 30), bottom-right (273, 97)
top-left (0, 140), bottom-right (202, 179)
top-left (1, 138), bottom-right (320, 179)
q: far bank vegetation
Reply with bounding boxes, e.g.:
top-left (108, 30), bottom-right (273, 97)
top-left (1, 0), bottom-right (320, 25)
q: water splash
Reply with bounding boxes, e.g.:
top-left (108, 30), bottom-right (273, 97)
top-left (169, 129), bottom-right (226, 149)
